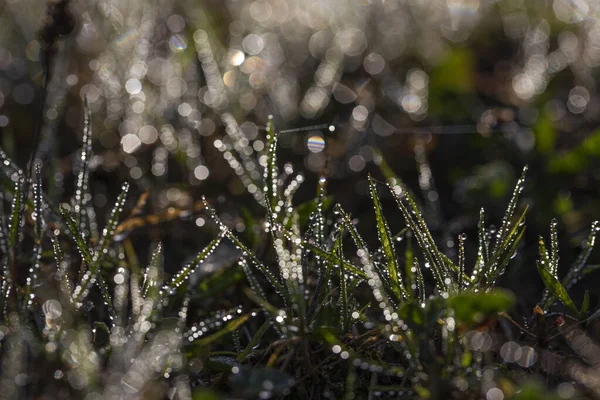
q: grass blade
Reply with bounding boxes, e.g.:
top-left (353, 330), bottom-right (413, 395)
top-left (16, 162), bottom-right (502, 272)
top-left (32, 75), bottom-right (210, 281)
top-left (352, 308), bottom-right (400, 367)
top-left (537, 262), bottom-right (578, 315)
top-left (492, 166), bottom-right (528, 254)
top-left (368, 176), bottom-right (407, 300)
top-left (159, 234), bottom-right (224, 298)
top-left (71, 183), bottom-right (129, 307)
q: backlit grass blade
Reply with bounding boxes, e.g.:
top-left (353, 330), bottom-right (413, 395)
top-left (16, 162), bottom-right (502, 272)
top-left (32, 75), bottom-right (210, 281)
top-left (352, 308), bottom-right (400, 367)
top-left (333, 204), bottom-right (388, 281)
top-left (52, 232), bottom-right (73, 301)
top-left (25, 163), bottom-right (46, 309)
top-left (8, 174), bottom-right (24, 261)
top-left (71, 183), bottom-right (129, 307)
top-left (142, 243), bottom-right (163, 299)
top-left (537, 262), bottom-right (578, 315)
top-left (368, 176), bottom-right (407, 300)
top-left (415, 256), bottom-right (425, 304)
top-left (264, 118), bottom-right (279, 213)
top-left (388, 184), bottom-right (448, 292)
top-left (486, 206), bottom-right (528, 284)
top-left (405, 230), bottom-right (415, 297)
top-left (492, 166), bottom-right (528, 254)
top-left (203, 197), bottom-right (288, 301)
top-left (302, 242), bottom-right (367, 280)
top-left (550, 218), bottom-right (559, 277)
top-left (458, 233), bottom-right (466, 292)
top-left (237, 320), bottom-right (270, 362)
top-left (60, 205), bottom-right (93, 264)
top-left (191, 313), bottom-right (250, 348)
top-left (0, 192), bottom-right (7, 257)
top-left (74, 96), bottom-right (93, 233)
top-left (159, 233), bottom-right (224, 298)
top-left (472, 208), bottom-right (488, 283)
top-left (336, 230), bottom-right (349, 330)
top-left (562, 221), bottom-right (599, 291)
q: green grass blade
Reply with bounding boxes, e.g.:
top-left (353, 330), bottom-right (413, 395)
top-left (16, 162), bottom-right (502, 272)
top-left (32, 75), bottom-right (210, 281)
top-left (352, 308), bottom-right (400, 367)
top-left (537, 262), bottom-right (578, 315)
top-left (415, 256), bottom-right (425, 304)
top-left (72, 183), bottom-right (129, 307)
top-left (52, 232), bottom-right (73, 301)
top-left (405, 230), bottom-right (415, 297)
top-left (60, 205), bottom-right (93, 264)
top-left (581, 290), bottom-right (590, 316)
top-left (486, 206), bottom-right (528, 284)
top-left (25, 163), bottom-right (45, 309)
top-left (492, 166), bottom-right (528, 254)
top-left (538, 236), bottom-right (551, 273)
top-left (336, 230), bottom-right (349, 330)
top-left (142, 243), bottom-right (163, 299)
top-left (159, 234), bottom-right (224, 298)
top-left (302, 242), bottom-right (367, 280)
top-left (203, 197), bottom-right (288, 301)
top-left (8, 174), bottom-right (24, 258)
top-left (74, 96), bottom-right (93, 233)
top-left (0, 191), bottom-right (8, 256)
top-left (368, 176), bottom-right (407, 300)
top-left (472, 208), bottom-right (489, 283)
top-left (264, 118), bottom-right (279, 213)
top-left (458, 233), bottom-right (466, 292)
top-left (388, 184), bottom-right (448, 292)
top-left (191, 313), bottom-right (250, 348)
top-left (562, 221), bottom-right (599, 290)
top-left (236, 320), bottom-right (270, 362)
top-left (550, 218), bottom-right (559, 277)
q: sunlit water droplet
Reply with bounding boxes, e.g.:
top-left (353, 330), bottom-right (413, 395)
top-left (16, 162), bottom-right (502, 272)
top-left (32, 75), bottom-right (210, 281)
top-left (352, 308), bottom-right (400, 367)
top-left (307, 136), bottom-right (325, 153)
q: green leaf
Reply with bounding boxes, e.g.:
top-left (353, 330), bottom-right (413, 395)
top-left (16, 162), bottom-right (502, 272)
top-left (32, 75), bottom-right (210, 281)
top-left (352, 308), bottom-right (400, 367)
top-left (368, 176), bottom-right (407, 300)
top-left (537, 262), bottom-right (578, 315)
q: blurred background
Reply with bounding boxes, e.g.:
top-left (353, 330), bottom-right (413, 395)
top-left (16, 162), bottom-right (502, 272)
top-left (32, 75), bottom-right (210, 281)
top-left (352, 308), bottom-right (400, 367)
top-left (1, 0), bottom-right (600, 312)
